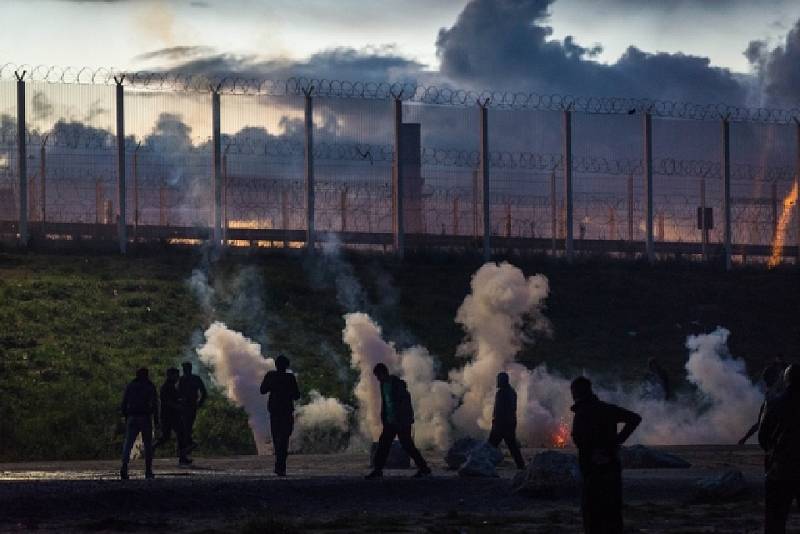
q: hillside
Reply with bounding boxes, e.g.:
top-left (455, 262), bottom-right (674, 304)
top-left (0, 248), bottom-right (797, 461)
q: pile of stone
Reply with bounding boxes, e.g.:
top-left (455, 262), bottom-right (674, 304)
top-left (620, 445), bottom-right (691, 469)
top-left (444, 437), bottom-right (503, 470)
top-left (511, 450), bottom-right (579, 498)
top-left (691, 469), bottom-right (751, 503)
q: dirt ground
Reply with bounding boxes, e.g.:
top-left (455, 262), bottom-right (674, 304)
top-left (0, 445), bottom-right (795, 533)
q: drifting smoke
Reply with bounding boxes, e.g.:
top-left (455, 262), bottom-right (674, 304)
top-left (196, 322), bottom-right (275, 454)
top-left (293, 390), bottom-right (352, 453)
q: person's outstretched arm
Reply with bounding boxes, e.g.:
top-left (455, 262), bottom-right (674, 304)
top-left (758, 400), bottom-right (778, 452)
top-left (197, 378), bottom-right (208, 407)
top-left (120, 384), bottom-right (130, 418)
top-left (614, 406), bottom-right (642, 445)
top-left (260, 373), bottom-right (272, 395)
top-left (291, 374), bottom-right (300, 401)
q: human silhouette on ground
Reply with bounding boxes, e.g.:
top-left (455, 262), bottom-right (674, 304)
top-left (366, 363), bottom-right (431, 479)
top-left (120, 367), bottom-right (159, 480)
top-left (739, 364), bottom-right (783, 445)
top-left (571, 376), bottom-right (641, 534)
top-left (759, 363), bottom-right (800, 534)
top-left (487, 372), bottom-right (526, 469)
top-left (153, 368), bottom-right (191, 465)
top-left (260, 355), bottom-right (301, 476)
top-left (179, 362), bottom-right (207, 453)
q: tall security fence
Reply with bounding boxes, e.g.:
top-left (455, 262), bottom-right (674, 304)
top-left (0, 66), bottom-right (798, 267)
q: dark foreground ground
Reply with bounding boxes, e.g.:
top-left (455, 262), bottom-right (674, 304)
top-left (0, 445), bottom-right (793, 533)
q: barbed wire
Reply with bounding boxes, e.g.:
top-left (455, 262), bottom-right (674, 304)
top-left (2, 63), bottom-right (799, 124)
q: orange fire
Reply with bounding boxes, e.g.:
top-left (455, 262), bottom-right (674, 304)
top-left (552, 418), bottom-right (570, 448)
top-left (768, 181), bottom-right (799, 269)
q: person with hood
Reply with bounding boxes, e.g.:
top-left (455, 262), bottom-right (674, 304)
top-left (366, 363), bottom-right (431, 479)
top-left (488, 372), bottom-right (526, 469)
top-left (571, 376), bottom-right (641, 534)
top-left (153, 367), bottom-right (191, 465)
top-left (120, 367), bottom-right (159, 480)
top-left (759, 363), bottom-right (800, 533)
top-left (260, 355), bottom-right (301, 476)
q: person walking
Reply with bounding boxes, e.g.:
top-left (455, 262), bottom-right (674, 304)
top-left (488, 372), bottom-right (526, 469)
top-left (759, 364), bottom-right (800, 534)
top-left (179, 361), bottom-right (207, 452)
top-left (120, 367), bottom-right (159, 480)
top-left (365, 363), bottom-right (431, 479)
top-left (260, 355), bottom-right (301, 476)
top-left (571, 376), bottom-right (641, 534)
top-left (154, 367), bottom-right (191, 465)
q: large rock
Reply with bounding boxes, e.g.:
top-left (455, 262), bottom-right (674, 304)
top-left (691, 469), bottom-right (750, 503)
top-left (511, 450), bottom-right (579, 498)
top-left (369, 440), bottom-right (410, 469)
top-left (458, 442), bottom-right (501, 478)
top-left (620, 445), bottom-right (691, 469)
top-left (445, 437), bottom-right (503, 470)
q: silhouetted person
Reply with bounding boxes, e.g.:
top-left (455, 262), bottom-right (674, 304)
top-left (645, 358), bottom-right (671, 400)
top-left (260, 355), bottom-right (301, 476)
top-left (120, 367), bottom-right (159, 480)
top-left (571, 376), bottom-right (641, 534)
top-left (179, 361), bottom-right (207, 452)
top-left (739, 365), bottom-right (783, 445)
top-left (759, 364), bottom-right (800, 533)
top-left (154, 368), bottom-right (191, 465)
top-left (488, 372), bottom-right (526, 469)
top-left (366, 363), bottom-right (431, 479)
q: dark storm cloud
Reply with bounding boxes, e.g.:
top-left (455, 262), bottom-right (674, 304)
top-left (158, 46), bottom-right (424, 82)
top-left (746, 20), bottom-right (800, 106)
top-left (435, 0), bottom-right (746, 103)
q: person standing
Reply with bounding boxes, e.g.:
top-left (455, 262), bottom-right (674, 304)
top-left (488, 372), bottom-right (526, 469)
top-left (366, 363), bottom-right (431, 479)
top-left (154, 368), bottom-right (191, 465)
top-left (739, 365), bottom-right (783, 445)
top-left (120, 367), bottom-right (159, 480)
top-left (260, 355), bottom-right (301, 476)
top-left (759, 364), bottom-right (800, 534)
top-left (571, 376), bottom-right (641, 534)
top-left (179, 361), bottom-right (207, 452)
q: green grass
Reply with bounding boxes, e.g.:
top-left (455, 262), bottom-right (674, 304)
top-left (0, 248), bottom-right (797, 461)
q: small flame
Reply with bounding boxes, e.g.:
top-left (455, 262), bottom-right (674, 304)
top-left (768, 181), bottom-right (798, 269)
top-left (552, 418), bottom-right (570, 448)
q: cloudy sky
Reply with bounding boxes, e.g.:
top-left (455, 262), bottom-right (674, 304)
top-left (1, 0), bottom-right (799, 105)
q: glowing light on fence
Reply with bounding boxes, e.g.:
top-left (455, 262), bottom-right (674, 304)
top-left (768, 181), bottom-right (799, 268)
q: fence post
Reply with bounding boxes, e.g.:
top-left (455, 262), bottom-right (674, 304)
top-left (212, 86), bottom-right (222, 247)
top-left (479, 100), bottom-right (490, 262)
top-left (304, 87), bottom-right (315, 250)
top-left (15, 71), bottom-right (27, 246)
top-left (340, 187), bottom-right (347, 232)
top-left (722, 116), bottom-right (732, 270)
top-left (563, 108), bottom-right (574, 262)
top-left (392, 96), bottom-right (404, 257)
top-left (40, 136), bottom-right (47, 231)
top-left (700, 178), bottom-right (708, 261)
top-left (133, 142), bottom-right (140, 236)
top-left (771, 180), bottom-right (778, 238)
top-left (115, 77), bottom-right (127, 254)
top-left (550, 171), bottom-right (557, 254)
top-left (222, 144), bottom-right (230, 244)
top-left (643, 112), bottom-right (655, 263)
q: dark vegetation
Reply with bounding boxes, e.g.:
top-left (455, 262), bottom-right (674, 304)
top-left (0, 246), bottom-right (797, 461)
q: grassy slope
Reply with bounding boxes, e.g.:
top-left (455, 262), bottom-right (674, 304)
top-left (0, 249), bottom-right (797, 461)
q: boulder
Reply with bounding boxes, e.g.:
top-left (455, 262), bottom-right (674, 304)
top-left (511, 450), bottom-right (579, 498)
top-left (458, 442), bottom-right (501, 478)
top-left (369, 440), bottom-right (410, 469)
top-left (445, 437), bottom-right (503, 470)
top-left (620, 445), bottom-right (691, 469)
top-left (691, 469), bottom-right (750, 503)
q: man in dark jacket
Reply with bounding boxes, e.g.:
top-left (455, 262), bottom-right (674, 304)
top-left (571, 376), bottom-right (641, 534)
top-left (759, 364), bottom-right (800, 533)
top-left (260, 355), bottom-right (301, 476)
top-left (154, 368), bottom-right (191, 465)
top-left (120, 367), bottom-right (159, 480)
top-left (179, 361), bottom-right (207, 451)
top-left (488, 372), bottom-right (526, 469)
top-left (366, 363), bottom-right (431, 479)
top-left (739, 364), bottom-right (783, 445)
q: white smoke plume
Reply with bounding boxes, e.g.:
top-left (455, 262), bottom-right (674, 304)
top-left (196, 321), bottom-right (276, 455)
top-left (293, 390), bottom-right (353, 453)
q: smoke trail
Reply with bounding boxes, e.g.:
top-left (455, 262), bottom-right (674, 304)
top-left (196, 321), bottom-right (275, 454)
top-left (293, 390), bottom-right (352, 453)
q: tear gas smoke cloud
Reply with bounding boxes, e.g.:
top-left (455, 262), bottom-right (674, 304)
top-left (196, 321), bottom-right (275, 455)
top-left (293, 390), bottom-right (352, 453)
